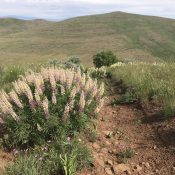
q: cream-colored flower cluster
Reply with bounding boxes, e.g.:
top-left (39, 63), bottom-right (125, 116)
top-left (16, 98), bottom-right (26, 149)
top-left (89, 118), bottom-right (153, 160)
top-left (88, 66), bottom-right (107, 78)
top-left (110, 62), bottom-right (125, 68)
top-left (0, 91), bottom-right (19, 121)
top-left (0, 67), bottom-right (105, 122)
top-left (110, 62), bottom-right (166, 68)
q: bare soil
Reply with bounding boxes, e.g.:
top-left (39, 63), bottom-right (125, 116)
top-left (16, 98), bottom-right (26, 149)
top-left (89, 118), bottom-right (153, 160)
top-left (78, 83), bottom-right (175, 175)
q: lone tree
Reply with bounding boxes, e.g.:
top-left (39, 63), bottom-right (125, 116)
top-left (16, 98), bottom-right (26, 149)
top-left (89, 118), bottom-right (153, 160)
top-left (93, 51), bottom-right (118, 68)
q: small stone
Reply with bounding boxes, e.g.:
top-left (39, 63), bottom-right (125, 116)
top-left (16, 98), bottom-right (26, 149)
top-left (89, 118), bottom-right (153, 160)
top-left (96, 159), bottom-right (105, 168)
top-left (153, 145), bottom-right (157, 149)
top-left (106, 160), bottom-right (113, 166)
top-left (103, 131), bottom-right (113, 137)
top-left (108, 150), bottom-right (113, 154)
top-left (144, 162), bottom-right (151, 169)
top-left (134, 165), bottom-right (142, 172)
top-left (113, 164), bottom-right (130, 174)
top-left (114, 141), bottom-right (119, 146)
top-left (92, 143), bottom-right (100, 150)
top-left (105, 141), bottom-right (111, 146)
top-left (126, 170), bottom-right (132, 175)
top-left (112, 149), bottom-right (117, 154)
top-left (101, 148), bottom-right (108, 153)
top-left (105, 167), bottom-right (113, 175)
top-left (116, 131), bottom-right (120, 134)
top-left (102, 130), bottom-right (108, 134)
top-left (98, 153), bottom-right (104, 157)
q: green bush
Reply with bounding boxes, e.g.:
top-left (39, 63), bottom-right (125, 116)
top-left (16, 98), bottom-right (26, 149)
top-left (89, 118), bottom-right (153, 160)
top-left (49, 57), bottom-right (84, 71)
top-left (0, 67), bottom-right (105, 149)
top-left (88, 66), bottom-right (108, 79)
top-left (68, 57), bottom-right (81, 65)
top-left (93, 51), bottom-right (118, 68)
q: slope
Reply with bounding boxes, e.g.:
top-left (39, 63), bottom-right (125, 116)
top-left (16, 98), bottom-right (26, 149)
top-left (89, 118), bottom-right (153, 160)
top-left (0, 12), bottom-right (175, 66)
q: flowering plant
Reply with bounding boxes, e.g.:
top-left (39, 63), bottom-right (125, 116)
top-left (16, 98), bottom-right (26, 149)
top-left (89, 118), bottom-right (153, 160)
top-left (0, 67), bottom-right (104, 148)
top-left (88, 66), bottom-right (108, 79)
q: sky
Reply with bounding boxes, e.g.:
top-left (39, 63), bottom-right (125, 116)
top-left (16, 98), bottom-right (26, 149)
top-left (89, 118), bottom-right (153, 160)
top-left (0, 0), bottom-right (175, 21)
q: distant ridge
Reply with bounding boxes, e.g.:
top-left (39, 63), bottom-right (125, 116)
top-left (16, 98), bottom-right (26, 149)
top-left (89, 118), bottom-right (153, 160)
top-left (0, 11), bottom-right (175, 66)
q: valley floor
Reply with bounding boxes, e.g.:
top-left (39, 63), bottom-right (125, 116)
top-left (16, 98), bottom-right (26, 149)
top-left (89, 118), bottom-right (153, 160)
top-left (78, 82), bottom-right (175, 175)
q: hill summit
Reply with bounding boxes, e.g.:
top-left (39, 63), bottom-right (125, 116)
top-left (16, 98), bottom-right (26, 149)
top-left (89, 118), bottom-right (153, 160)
top-left (0, 12), bottom-right (175, 66)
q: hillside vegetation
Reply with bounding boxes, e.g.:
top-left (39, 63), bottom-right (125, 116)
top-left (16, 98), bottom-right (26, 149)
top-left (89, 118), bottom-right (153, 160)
top-left (109, 62), bottom-right (175, 117)
top-left (0, 12), bottom-right (175, 66)
top-left (0, 57), bottom-right (175, 174)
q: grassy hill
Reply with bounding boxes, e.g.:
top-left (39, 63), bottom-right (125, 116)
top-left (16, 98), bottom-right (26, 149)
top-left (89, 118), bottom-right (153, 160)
top-left (0, 12), bottom-right (175, 66)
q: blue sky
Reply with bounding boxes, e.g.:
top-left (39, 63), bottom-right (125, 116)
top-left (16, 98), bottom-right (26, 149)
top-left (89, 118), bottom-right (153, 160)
top-left (0, 0), bottom-right (175, 21)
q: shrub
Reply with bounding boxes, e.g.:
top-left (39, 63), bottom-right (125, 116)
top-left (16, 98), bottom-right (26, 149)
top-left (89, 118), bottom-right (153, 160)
top-left (49, 57), bottom-right (84, 71)
top-left (93, 51), bottom-right (118, 68)
top-left (0, 67), bottom-right (104, 148)
top-left (68, 57), bottom-right (81, 65)
top-left (88, 66), bottom-right (108, 79)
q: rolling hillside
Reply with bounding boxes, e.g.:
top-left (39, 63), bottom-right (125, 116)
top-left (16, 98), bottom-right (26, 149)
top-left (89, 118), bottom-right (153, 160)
top-left (0, 12), bottom-right (175, 66)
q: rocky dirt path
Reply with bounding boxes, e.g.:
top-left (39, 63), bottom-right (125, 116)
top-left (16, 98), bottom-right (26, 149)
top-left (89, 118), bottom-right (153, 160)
top-left (79, 83), bottom-right (175, 175)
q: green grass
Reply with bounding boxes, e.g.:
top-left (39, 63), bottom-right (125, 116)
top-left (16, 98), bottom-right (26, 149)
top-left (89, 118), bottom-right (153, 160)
top-left (4, 139), bottom-right (92, 175)
top-left (109, 62), bottom-right (175, 117)
top-left (0, 66), bottom-right (25, 90)
top-left (0, 12), bottom-right (175, 67)
top-left (4, 154), bottom-right (47, 175)
top-left (117, 147), bottom-right (135, 163)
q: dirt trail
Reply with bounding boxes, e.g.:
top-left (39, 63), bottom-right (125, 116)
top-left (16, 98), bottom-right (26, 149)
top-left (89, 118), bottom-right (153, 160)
top-left (79, 83), bottom-right (175, 175)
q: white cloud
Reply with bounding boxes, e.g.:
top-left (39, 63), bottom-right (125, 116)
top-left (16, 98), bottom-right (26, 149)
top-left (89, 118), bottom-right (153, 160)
top-left (0, 0), bottom-right (175, 20)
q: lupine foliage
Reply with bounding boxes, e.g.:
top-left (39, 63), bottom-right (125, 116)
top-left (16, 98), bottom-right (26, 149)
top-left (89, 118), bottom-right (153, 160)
top-left (0, 67), bottom-right (104, 148)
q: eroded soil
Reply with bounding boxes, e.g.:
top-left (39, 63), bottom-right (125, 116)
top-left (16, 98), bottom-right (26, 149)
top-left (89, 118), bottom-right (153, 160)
top-left (79, 83), bottom-right (175, 175)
